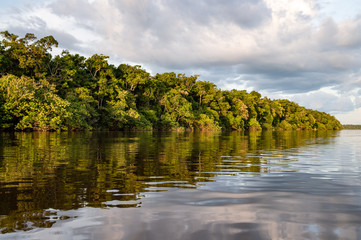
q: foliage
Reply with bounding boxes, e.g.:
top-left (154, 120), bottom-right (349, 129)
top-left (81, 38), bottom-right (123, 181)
top-left (0, 75), bottom-right (70, 131)
top-left (248, 118), bottom-right (262, 131)
top-left (0, 31), bottom-right (343, 131)
top-left (0, 31), bottom-right (58, 79)
top-left (342, 125), bottom-right (361, 129)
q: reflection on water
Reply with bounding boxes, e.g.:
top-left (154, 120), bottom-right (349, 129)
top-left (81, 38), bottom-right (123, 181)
top-left (0, 130), bottom-right (361, 239)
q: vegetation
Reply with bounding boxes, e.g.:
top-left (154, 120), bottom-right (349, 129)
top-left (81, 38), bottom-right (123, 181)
top-left (343, 125), bottom-right (361, 129)
top-left (0, 31), bottom-right (343, 131)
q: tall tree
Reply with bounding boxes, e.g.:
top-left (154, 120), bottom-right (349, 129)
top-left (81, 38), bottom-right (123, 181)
top-left (0, 31), bottom-right (58, 78)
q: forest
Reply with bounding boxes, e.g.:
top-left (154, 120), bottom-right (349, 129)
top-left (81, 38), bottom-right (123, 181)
top-left (0, 31), bottom-right (343, 131)
top-left (343, 125), bottom-right (361, 129)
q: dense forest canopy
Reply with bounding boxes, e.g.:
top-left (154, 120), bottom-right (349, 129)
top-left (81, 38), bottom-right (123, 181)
top-left (0, 31), bottom-right (343, 131)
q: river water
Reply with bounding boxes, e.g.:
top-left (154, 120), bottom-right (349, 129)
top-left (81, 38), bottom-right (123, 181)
top-left (0, 130), bottom-right (360, 240)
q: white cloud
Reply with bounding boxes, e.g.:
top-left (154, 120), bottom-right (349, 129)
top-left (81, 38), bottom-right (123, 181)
top-left (335, 108), bottom-right (361, 124)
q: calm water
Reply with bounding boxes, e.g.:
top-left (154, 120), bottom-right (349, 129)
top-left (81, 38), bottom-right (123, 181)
top-left (0, 130), bottom-right (360, 240)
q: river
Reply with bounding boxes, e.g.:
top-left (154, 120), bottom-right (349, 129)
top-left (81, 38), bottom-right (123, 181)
top-left (0, 130), bottom-right (360, 239)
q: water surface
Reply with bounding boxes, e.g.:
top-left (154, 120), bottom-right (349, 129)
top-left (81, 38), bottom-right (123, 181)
top-left (0, 130), bottom-right (360, 239)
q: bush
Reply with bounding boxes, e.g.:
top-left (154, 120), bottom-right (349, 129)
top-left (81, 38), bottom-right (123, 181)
top-left (248, 118), bottom-right (262, 131)
top-left (276, 120), bottom-right (293, 130)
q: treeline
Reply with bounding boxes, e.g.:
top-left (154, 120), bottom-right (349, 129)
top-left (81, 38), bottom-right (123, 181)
top-left (0, 31), bottom-right (343, 131)
top-left (343, 125), bottom-right (361, 129)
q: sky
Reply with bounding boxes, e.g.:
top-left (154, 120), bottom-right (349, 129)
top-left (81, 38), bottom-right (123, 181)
top-left (0, 0), bottom-right (361, 124)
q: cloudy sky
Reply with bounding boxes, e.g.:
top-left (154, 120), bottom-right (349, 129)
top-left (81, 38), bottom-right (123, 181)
top-left (1, 0), bottom-right (361, 124)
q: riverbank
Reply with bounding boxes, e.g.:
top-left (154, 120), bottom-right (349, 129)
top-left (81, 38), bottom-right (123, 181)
top-left (343, 125), bottom-right (361, 129)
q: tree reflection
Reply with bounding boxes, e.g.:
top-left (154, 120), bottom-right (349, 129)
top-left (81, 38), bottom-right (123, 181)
top-left (0, 130), bottom-right (339, 232)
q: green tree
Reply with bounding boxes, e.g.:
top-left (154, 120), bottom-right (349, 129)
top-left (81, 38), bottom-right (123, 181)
top-left (117, 64), bottom-right (149, 92)
top-left (65, 87), bottom-right (99, 130)
top-left (0, 75), bottom-right (70, 130)
top-left (248, 118), bottom-right (262, 131)
top-left (222, 90), bottom-right (249, 130)
top-left (1, 31), bottom-right (58, 79)
top-left (159, 89), bottom-right (193, 129)
top-left (48, 51), bottom-right (89, 97)
top-left (105, 89), bottom-right (152, 130)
